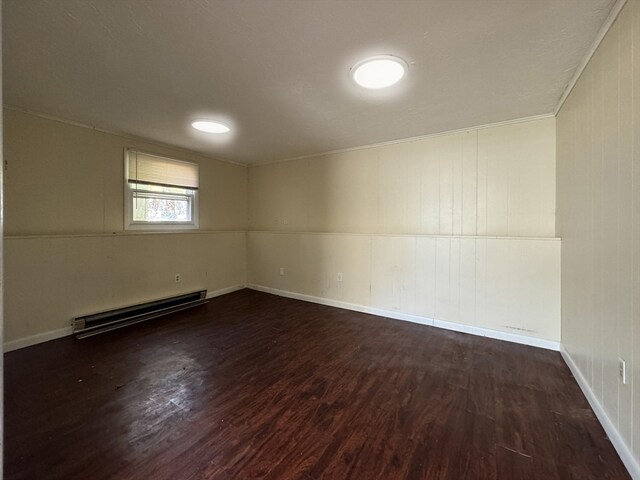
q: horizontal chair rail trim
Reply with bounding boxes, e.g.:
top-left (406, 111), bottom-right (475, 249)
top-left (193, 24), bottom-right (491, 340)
top-left (247, 231), bottom-right (561, 241)
top-left (5, 230), bottom-right (246, 240)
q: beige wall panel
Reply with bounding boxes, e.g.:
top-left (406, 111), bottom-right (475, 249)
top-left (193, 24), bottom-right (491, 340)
top-left (248, 118), bottom-right (556, 237)
top-left (200, 160), bottom-right (248, 231)
top-left (434, 237), bottom-right (452, 320)
top-left (297, 234), bottom-right (372, 306)
top-left (324, 234), bottom-right (372, 307)
top-left (479, 239), bottom-right (513, 334)
top-left (591, 50), bottom-right (605, 403)
top-left (329, 235), bottom-right (371, 305)
top-left (436, 137), bottom-right (456, 235)
top-left (370, 236), bottom-right (418, 314)
top-left (196, 233), bottom-right (247, 292)
top-left (247, 232), bottom-right (301, 291)
top-left (4, 109), bottom-right (248, 346)
top-left (414, 138), bottom-right (441, 234)
top-left (618, 5), bottom-right (635, 445)
top-left (248, 162), bottom-right (282, 231)
top-left (292, 159), bottom-right (316, 231)
top-left (248, 232), bottom-right (560, 343)
top-left (599, 21), bottom-right (621, 427)
top-left (458, 238), bottom-right (477, 326)
top-left (247, 232), bottom-right (373, 307)
top-left (461, 132), bottom-right (478, 236)
top-left (4, 109), bottom-right (248, 235)
top-left (478, 120), bottom-right (556, 237)
top-left (323, 150), bottom-right (377, 234)
top-left (296, 234), bottom-right (327, 297)
top-left (5, 112), bottom-right (113, 234)
top-left (633, 0), bottom-right (640, 460)
top-left (448, 238), bottom-right (462, 323)
top-left (377, 143), bottom-right (411, 234)
top-left (474, 238), bottom-right (489, 327)
top-left (110, 234), bottom-right (177, 306)
top-left (451, 144), bottom-right (464, 235)
top-left (476, 143), bottom-right (489, 236)
top-left (4, 237), bottom-right (105, 342)
top-left (61, 236), bottom-right (117, 313)
top-left (557, 0), bottom-right (638, 466)
top-left (4, 232), bottom-right (246, 344)
top-left (475, 238), bottom-right (559, 340)
top-left (622, 1), bottom-right (640, 459)
top-left (516, 240), bottom-right (561, 341)
top-left (109, 233), bottom-right (246, 307)
top-left (479, 130), bottom-right (510, 236)
top-left (414, 237), bottom-right (437, 318)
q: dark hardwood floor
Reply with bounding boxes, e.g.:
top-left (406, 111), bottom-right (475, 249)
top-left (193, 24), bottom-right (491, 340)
top-left (4, 289), bottom-right (630, 480)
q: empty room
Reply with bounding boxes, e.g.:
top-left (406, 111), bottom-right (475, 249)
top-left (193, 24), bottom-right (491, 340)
top-left (1, 0), bottom-right (639, 478)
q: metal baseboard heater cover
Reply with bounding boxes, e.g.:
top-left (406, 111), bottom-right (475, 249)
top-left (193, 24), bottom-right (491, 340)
top-left (72, 290), bottom-right (208, 339)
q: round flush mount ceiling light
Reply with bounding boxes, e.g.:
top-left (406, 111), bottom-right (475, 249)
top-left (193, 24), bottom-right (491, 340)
top-left (191, 120), bottom-right (231, 133)
top-left (350, 55), bottom-right (408, 89)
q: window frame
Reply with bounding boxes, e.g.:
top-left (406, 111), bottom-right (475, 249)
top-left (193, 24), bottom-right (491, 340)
top-left (124, 148), bottom-right (199, 231)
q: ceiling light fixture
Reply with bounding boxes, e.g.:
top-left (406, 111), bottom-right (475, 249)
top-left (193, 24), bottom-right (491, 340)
top-left (191, 120), bottom-right (231, 133)
top-left (350, 55), bottom-right (408, 89)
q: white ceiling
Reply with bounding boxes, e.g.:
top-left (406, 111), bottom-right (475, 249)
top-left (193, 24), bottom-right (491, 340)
top-left (4, 0), bottom-right (616, 165)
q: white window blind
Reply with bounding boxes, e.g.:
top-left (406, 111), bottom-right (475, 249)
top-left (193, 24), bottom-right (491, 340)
top-left (127, 150), bottom-right (199, 190)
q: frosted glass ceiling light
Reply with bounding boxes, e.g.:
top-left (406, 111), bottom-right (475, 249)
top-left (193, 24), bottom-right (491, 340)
top-left (191, 120), bottom-right (231, 133)
top-left (351, 55), bottom-right (407, 89)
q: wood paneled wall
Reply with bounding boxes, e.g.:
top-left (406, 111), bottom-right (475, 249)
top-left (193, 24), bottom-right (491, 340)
top-left (3, 109), bottom-right (248, 346)
top-left (248, 232), bottom-right (560, 344)
top-left (248, 117), bottom-right (560, 347)
top-left (249, 118), bottom-right (555, 237)
top-left (557, 0), bottom-right (640, 469)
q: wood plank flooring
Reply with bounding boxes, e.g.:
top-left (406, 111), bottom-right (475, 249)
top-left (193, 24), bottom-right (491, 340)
top-left (4, 289), bottom-right (630, 479)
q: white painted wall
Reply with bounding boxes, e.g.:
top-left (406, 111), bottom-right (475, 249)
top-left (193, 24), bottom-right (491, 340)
top-left (248, 118), bottom-right (561, 346)
top-left (248, 232), bottom-right (560, 346)
top-left (5, 97), bottom-right (561, 357)
top-left (4, 231), bottom-right (246, 350)
top-left (3, 109), bottom-right (248, 347)
top-left (556, 0), bottom-right (640, 474)
top-left (4, 109), bottom-right (247, 235)
top-left (250, 118), bottom-right (556, 237)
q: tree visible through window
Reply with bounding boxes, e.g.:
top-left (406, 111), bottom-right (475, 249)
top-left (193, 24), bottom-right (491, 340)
top-left (125, 150), bottom-right (199, 230)
top-left (132, 185), bottom-right (192, 222)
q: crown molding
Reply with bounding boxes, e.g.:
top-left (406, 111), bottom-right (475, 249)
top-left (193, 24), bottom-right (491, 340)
top-left (554, 0), bottom-right (629, 115)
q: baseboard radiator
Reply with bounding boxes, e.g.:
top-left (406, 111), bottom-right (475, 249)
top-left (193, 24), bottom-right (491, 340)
top-left (72, 290), bottom-right (208, 339)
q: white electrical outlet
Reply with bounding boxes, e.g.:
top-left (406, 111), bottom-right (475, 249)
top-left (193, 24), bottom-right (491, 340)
top-left (279, 267), bottom-right (285, 276)
top-left (619, 358), bottom-right (627, 385)
top-left (337, 272), bottom-right (343, 282)
top-left (175, 274), bottom-right (181, 283)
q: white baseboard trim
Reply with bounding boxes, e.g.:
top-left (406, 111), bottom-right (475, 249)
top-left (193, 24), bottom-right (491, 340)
top-left (561, 345), bottom-right (639, 480)
top-left (4, 284), bottom-right (248, 353)
top-left (206, 284), bottom-right (246, 299)
top-left (433, 318), bottom-right (560, 351)
top-left (247, 283), bottom-right (433, 326)
top-left (246, 284), bottom-right (560, 351)
top-left (3, 326), bottom-right (73, 353)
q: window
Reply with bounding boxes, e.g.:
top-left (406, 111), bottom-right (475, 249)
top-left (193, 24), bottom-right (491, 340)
top-left (125, 149), bottom-right (199, 230)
